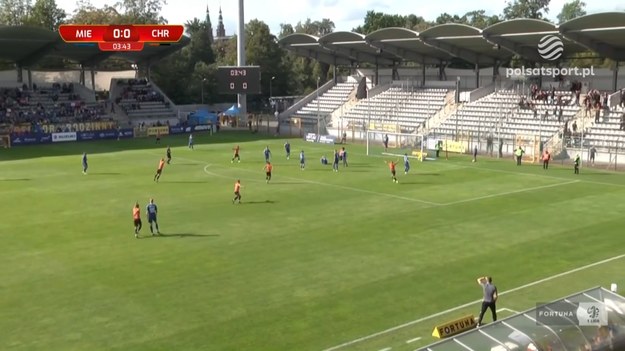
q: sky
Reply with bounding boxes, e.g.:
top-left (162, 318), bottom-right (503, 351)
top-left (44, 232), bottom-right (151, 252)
top-left (55, 0), bottom-right (625, 36)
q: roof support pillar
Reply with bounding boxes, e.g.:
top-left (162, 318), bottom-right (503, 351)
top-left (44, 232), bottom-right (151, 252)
top-left (438, 60), bottom-right (445, 81)
top-left (333, 57), bottom-right (338, 84)
top-left (492, 60), bottom-right (499, 83)
top-left (147, 65), bottom-right (152, 81)
top-left (80, 67), bottom-right (85, 85)
top-left (16, 65), bottom-right (23, 83)
top-left (27, 69), bottom-right (32, 89)
top-left (538, 62), bottom-right (543, 88)
top-left (374, 63), bottom-right (379, 86)
top-left (90, 69), bottom-right (96, 92)
top-left (613, 61), bottom-right (619, 93)
top-left (422, 62), bottom-right (426, 87)
top-left (392, 66), bottom-right (399, 80)
top-left (475, 63), bottom-right (480, 89)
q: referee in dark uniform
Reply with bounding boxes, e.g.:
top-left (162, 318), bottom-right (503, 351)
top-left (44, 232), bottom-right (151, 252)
top-left (476, 276), bottom-right (498, 327)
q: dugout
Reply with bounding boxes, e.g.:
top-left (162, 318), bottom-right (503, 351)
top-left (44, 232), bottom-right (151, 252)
top-left (417, 286), bottom-right (625, 351)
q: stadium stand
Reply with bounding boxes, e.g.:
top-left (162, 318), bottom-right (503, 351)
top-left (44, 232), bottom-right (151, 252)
top-left (435, 89), bottom-right (581, 141)
top-left (582, 107), bottom-right (625, 148)
top-left (341, 84), bottom-right (448, 131)
top-left (291, 82), bottom-right (356, 121)
top-left (114, 79), bottom-right (176, 124)
top-left (1, 84), bottom-right (112, 133)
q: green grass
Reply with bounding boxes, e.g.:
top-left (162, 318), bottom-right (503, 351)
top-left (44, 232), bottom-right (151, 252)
top-left (1, 131), bottom-right (624, 351)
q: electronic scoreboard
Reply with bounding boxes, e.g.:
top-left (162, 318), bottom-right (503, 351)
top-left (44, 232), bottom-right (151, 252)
top-left (217, 66), bottom-right (261, 94)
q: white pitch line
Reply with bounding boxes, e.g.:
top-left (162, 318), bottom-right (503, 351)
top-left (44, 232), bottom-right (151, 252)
top-left (378, 348), bottom-right (392, 351)
top-left (321, 253), bottom-right (625, 351)
top-left (439, 180), bottom-right (579, 206)
top-left (497, 308), bottom-right (519, 314)
top-left (406, 337), bottom-right (422, 343)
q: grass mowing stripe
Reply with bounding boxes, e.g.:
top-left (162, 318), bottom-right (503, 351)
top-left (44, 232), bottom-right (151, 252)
top-left (321, 253), bottom-right (625, 351)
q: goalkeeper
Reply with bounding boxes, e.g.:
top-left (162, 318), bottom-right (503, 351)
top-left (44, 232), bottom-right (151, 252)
top-left (403, 153), bottom-right (410, 174)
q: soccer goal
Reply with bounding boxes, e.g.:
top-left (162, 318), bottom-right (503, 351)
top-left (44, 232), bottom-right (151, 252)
top-left (515, 134), bottom-right (540, 163)
top-left (366, 130), bottom-right (426, 161)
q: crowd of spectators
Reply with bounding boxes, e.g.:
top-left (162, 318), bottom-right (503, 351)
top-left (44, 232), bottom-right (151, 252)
top-left (115, 78), bottom-right (171, 113)
top-left (0, 84), bottom-right (111, 133)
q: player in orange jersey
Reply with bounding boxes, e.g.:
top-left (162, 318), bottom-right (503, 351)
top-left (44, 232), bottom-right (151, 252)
top-left (264, 161), bottom-right (273, 183)
top-left (232, 179), bottom-right (242, 204)
top-left (132, 202), bottom-right (142, 238)
top-left (154, 158), bottom-right (165, 182)
top-left (232, 145), bottom-right (241, 163)
top-left (386, 160), bottom-right (398, 183)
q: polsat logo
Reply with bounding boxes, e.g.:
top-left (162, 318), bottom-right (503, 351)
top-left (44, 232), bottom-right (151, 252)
top-left (538, 35), bottom-right (564, 61)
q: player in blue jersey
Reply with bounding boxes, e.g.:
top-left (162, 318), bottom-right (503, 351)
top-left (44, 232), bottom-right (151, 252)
top-left (332, 149), bottom-right (340, 172)
top-left (299, 150), bottom-right (305, 170)
top-left (284, 141), bottom-right (291, 160)
top-left (146, 198), bottom-right (160, 235)
top-left (82, 152), bottom-right (88, 174)
top-left (188, 133), bottom-right (194, 149)
top-left (263, 146), bottom-right (271, 162)
top-left (166, 146), bottom-right (172, 164)
top-left (341, 147), bottom-right (348, 167)
top-left (404, 153), bottom-right (410, 174)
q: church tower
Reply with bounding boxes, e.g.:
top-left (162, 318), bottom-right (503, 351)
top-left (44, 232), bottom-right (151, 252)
top-left (205, 5), bottom-right (214, 43)
top-left (216, 6), bottom-right (226, 39)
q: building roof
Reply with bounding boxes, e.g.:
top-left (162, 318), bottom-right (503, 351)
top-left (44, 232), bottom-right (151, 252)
top-left (279, 12), bottom-right (625, 67)
top-left (483, 19), bottom-right (587, 62)
top-left (419, 23), bottom-right (513, 65)
top-left (365, 27), bottom-right (452, 64)
top-left (559, 12), bottom-right (625, 61)
top-left (0, 25), bottom-right (190, 67)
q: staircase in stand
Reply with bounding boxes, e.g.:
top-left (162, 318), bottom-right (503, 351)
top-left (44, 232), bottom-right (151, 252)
top-left (423, 91), bottom-right (461, 134)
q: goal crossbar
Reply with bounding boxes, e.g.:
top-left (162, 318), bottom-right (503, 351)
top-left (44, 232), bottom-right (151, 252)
top-left (366, 130), bottom-right (426, 161)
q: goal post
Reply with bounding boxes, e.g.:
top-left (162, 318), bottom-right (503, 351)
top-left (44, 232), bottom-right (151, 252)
top-left (366, 130), bottom-right (426, 161)
top-left (515, 134), bottom-right (540, 163)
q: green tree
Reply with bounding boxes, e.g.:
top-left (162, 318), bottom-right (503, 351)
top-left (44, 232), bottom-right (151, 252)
top-left (0, 0), bottom-right (31, 25)
top-left (186, 16), bottom-right (215, 65)
top-left (464, 10), bottom-right (501, 28)
top-left (115, 0), bottom-right (167, 24)
top-left (71, 0), bottom-right (120, 24)
top-left (26, 0), bottom-right (65, 30)
top-left (278, 23), bottom-right (294, 39)
top-left (353, 11), bottom-right (406, 34)
top-left (245, 19), bottom-right (288, 102)
top-left (557, 0), bottom-right (586, 24)
top-left (435, 13), bottom-right (466, 25)
top-left (503, 0), bottom-right (550, 20)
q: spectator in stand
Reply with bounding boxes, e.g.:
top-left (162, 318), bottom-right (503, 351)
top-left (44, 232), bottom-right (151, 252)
top-left (620, 89), bottom-right (625, 109)
top-left (620, 114), bottom-right (625, 131)
top-left (572, 121), bottom-right (578, 133)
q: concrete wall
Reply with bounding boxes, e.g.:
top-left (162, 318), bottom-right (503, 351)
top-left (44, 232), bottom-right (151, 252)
top-left (356, 67), bottom-right (625, 92)
top-left (0, 69), bottom-right (135, 91)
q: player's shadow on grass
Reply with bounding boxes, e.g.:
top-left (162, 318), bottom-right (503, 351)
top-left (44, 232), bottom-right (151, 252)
top-left (154, 233), bottom-right (219, 238)
top-left (0, 178), bottom-right (31, 181)
top-left (171, 163), bottom-right (199, 166)
top-left (89, 172), bottom-right (122, 175)
top-left (416, 173), bottom-right (440, 176)
top-left (243, 200), bottom-right (276, 204)
top-left (165, 180), bottom-right (208, 183)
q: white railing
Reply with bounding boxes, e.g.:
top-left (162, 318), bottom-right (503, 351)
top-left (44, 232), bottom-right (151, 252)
top-left (278, 79), bottom-right (336, 120)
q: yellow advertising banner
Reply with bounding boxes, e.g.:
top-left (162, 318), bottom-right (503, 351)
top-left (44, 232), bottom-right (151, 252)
top-left (442, 140), bottom-right (466, 154)
top-left (368, 123), bottom-right (399, 133)
top-left (432, 315), bottom-right (476, 339)
top-left (147, 126), bottom-right (170, 136)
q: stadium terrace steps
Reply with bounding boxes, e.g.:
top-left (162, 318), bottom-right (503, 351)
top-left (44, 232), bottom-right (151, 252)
top-left (339, 85), bottom-right (448, 131)
top-left (584, 107), bottom-right (625, 148)
top-left (434, 90), bottom-right (581, 141)
top-left (115, 81), bottom-right (176, 123)
top-left (291, 82), bottom-right (356, 122)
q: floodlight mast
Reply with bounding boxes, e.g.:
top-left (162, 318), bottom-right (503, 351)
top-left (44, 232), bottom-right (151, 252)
top-left (237, 0), bottom-right (247, 123)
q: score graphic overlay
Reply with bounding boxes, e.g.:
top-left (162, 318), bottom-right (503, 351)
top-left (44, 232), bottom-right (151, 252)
top-left (217, 66), bottom-right (261, 94)
top-left (58, 25), bottom-right (184, 52)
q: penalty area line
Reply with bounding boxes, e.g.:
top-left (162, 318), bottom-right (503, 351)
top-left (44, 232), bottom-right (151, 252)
top-left (438, 180), bottom-right (579, 206)
top-left (321, 252), bottom-right (625, 351)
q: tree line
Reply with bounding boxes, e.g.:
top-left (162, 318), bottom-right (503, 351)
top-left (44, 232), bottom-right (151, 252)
top-left (0, 0), bottom-right (602, 110)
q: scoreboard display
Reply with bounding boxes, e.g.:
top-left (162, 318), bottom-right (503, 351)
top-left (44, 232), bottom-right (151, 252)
top-left (58, 24), bottom-right (184, 52)
top-left (217, 66), bottom-right (261, 94)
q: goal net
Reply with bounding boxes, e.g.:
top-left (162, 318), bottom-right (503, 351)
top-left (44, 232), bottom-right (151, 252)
top-left (515, 134), bottom-right (540, 163)
top-left (366, 130), bottom-right (426, 161)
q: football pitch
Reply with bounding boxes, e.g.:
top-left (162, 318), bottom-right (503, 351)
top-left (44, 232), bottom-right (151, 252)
top-left (1, 131), bottom-right (625, 351)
